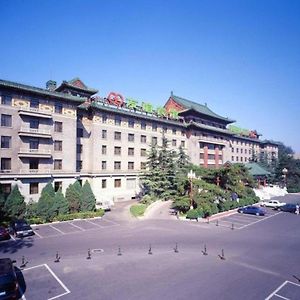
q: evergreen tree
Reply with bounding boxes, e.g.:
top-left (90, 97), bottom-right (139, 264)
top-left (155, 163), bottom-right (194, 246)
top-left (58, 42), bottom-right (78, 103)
top-left (25, 200), bottom-right (38, 219)
top-left (0, 188), bottom-right (6, 219)
top-left (177, 145), bottom-right (190, 169)
top-left (81, 181), bottom-right (96, 211)
top-left (65, 181), bottom-right (82, 212)
top-left (37, 193), bottom-right (54, 221)
top-left (51, 188), bottom-right (69, 216)
top-left (4, 185), bottom-right (26, 218)
top-left (40, 182), bottom-right (55, 199)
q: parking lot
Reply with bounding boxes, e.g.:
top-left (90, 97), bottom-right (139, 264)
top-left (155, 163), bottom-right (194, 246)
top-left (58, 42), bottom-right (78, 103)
top-left (265, 280), bottom-right (300, 300)
top-left (32, 217), bottom-right (120, 239)
top-left (204, 207), bottom-right (282, 230)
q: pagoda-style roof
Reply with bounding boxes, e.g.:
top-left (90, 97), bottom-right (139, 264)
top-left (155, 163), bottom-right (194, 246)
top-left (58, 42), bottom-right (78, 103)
top-left (0, 79), bottom-right (86, 103)
top-left (55, 77), bottom-right (98, 96)
top-left (165, 93), bottom-right (235, 124)
top-left (188, 120), bottom-right (234, 135)
top-left (245, 162), bottom-right (271, 177)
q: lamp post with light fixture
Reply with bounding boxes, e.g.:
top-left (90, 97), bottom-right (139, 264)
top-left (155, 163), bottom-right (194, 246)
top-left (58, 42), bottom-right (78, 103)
top-left (187, 170), bottom-right (196, 209)
top-left (282, 168), bottom-right (288, 188)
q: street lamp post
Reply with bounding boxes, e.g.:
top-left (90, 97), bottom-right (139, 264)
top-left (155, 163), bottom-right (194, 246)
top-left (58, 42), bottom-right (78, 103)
top-left (187, 170), bottom-right (196, 209)
top-left (282, 168), bottom-right (288, 188)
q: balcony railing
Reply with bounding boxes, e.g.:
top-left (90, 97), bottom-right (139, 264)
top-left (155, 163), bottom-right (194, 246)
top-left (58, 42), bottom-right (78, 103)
top-left (19, 127), bottom-right (52, 137)
top-left (20, 169), bottom-right (51, 174)
top-left (18, 107), bottom-right (52, 118)
top-left (18, 148), bottom-right (52, 158)
top-left (0, 169), bottom-right (12, 173)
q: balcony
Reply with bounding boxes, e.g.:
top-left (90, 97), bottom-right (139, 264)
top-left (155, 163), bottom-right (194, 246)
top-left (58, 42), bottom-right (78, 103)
top-left (18, 148), bottom-right (52, 158)
top-left (0, 169), bottom-right (12, 174)
top-left (18, 107), bottom-right (52, 119)
top-left (18, 127), bottom-right (52, 138)
top-left (20, 169), bottom-right (51, 174)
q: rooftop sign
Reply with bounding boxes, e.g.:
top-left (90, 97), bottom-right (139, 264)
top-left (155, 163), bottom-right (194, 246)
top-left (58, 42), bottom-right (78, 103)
top-left (228, 125), bottom-right (258, 138)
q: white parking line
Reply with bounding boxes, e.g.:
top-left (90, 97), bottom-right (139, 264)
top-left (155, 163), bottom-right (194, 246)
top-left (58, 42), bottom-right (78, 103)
top-left (10, 234), bottom-right (16, 241)
top-left (33, 230), bottom-right (43, 239)
top-left (84, 219), bottom-right (104, 228)
top-left (220, 217), bottom-right (249, 224)
top-left (69, 222), bottom-right (85, 231)
top-left (49, 225), bottom-right (66, 235)
top-left (240, 212), bottom-right (281, 229)
top-left (265, 280), bottom-right (300, 300)
top-left (101, 218), bottom-right (120, 226)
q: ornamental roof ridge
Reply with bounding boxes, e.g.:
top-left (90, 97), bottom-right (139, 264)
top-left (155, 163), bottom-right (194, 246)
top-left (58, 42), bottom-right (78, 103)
top-left (0, 78), bottom-right (86, 103)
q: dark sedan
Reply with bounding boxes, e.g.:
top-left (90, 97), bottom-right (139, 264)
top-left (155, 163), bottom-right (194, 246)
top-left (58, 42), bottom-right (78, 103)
top-left (277, 203), bottom-right (298, 213)
top-left (0, 258), bottom-right (18, 300)
top-left (0, 227), bottom-right (10, 241)
top-left (237, 206), bottom-right (266, 216)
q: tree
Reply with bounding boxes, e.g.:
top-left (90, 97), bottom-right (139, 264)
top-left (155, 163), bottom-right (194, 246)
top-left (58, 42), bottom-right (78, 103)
top-left (25, 200), bottom-right (38, 219)
top-left (4, 185), bottom-right (26, 218)
top-left (65, 181), bottom-right (82, 212)
top-left (81, 181), bottom-right (96, 212)
top-left (0, 188), bottom-right (6, 219)
top-left (177, 145), bottom-right (190, 169)
top-left (40, 182), bottom-right (55, 199)
top-left (51, 188), bottom-right (69, 216)
top-left (37, 193), bottom-right (54, 221)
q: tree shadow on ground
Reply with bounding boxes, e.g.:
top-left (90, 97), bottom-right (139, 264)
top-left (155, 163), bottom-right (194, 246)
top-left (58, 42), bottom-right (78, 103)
top-left (0, 236), bottom-right (34, 254)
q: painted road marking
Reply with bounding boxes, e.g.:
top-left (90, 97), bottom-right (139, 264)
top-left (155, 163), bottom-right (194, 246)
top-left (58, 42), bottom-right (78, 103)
top-left (265, 280), bottom-right (300, 300)
top-left (22, 264), bottom-right (71, 300)
top-left (84, 219), bottom-right (104, 228)
top-left (33, 230), bottom-right (43, 239)
top-left (239, 212), bottom-right (281, 229)
top-left (49, 225), bottom-right (66, 235)
top-left (101, 218), bottom-right (120, 226)
top-left (69, 222), bottom-right (85, 231)
top-left (10, 234), bottom-right (16, 241)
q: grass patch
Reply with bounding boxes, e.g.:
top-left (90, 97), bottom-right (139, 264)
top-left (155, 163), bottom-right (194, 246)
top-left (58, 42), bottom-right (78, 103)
top-left (130, 204), bottom-right (147, 217)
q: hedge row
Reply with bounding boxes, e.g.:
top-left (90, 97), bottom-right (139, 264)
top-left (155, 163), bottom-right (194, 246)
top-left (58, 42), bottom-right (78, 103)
top-left (27, 209), bottom-right (104, 224)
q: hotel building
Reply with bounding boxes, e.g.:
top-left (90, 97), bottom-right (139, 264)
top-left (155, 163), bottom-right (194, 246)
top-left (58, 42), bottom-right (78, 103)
top-left (0, 78), bottom-right (278, 204)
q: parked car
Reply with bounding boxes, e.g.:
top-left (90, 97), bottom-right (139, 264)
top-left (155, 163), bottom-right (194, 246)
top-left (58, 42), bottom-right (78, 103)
top-left (0, 258), bottom-right (18, 300)
top-left (277, 203), bottom-right (297, 213)
top-left (259, 200), bottom-right (286, 209)
top-left (0, 227), bottom-right (10, 241)
top-left (237, 206), bottom-right (266, 216)
top-left (9, 220), bottom-right (34, 238)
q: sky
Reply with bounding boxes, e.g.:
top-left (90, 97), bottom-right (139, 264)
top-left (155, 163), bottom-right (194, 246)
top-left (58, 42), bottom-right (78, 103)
top-left (0, 0), bottom-right (299, 152)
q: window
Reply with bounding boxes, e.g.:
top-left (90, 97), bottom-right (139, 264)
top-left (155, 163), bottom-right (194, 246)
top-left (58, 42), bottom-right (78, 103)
top-left (141, 121), bottom-right (146, 130)
top-left (1, 95), bottom-right (12, 106)
top-left (76, 143), bottom-right (82, 153)
top-left (29, 183), bottom-right (39, 194)
top-left (181, 141), bottom-right (185, 148)
top-left (102, 145), bottom-right (107, 155)
top-left (208, 154), bottom-right (215, 160)
top-left (29, 159), bottom-right (38, 170)
top-left (126, 178), bottom-right (136, 189)
top-left (30, 99), bottom-right (39, 108)
top-left (172, 139), bottom-right (177, 147)
top-left (29, 139), bottom-right (39, 150)
top-left (141, 162), bottom-right (147, 170)
top-left (232, 156), bottom-right (234, 161)
top-left (115, 116), bottom-right (121, 126)
top-left (241, 149), bottom-right (243, 154)
top-left (114, 179), bottom-right (121, 188)
top-left (236, 148), bottom-right (239, 153)
top-left (200, 153), bottom-right (204, 159)
top-left (245, 157), bottom-right (248, 162)
top-left (245, 149), bottom-right (247, 154)
top-left (55, 141), bottom-right (63, 151)
top-left (128, 133), bottom-right (134, 142)
top-left (55, 104), bottom-right (63, 114)
top-left (1, 183), bottom-right (11, 196)
top-left (54, 121), bottom-right (63, 132)
top-left (141, 148), bottom-right (147, 156)
top-left (54, 159), bottom-right (62, 170)
top-left (152, 137), bottom-right (157, 145)
top-left (1, 158), bottom-right (11, 171)
top-left (77, 128), bottom-right (83, 137)
top-left (114, 161), bottom-right (121, 170)
top-left (199, 142), bottom-right (204, 149)
top-left (128, 119), bottom-right (134, 128)
top-left (114, 146), bottom-right (121, 155)
top-left (76, 160), bottom-right (82, 171)
top-left (54, 181), bottom-right (62, 192)
top-left (29, 119), bottom-right (39, 129)
top-left (102, 114), bottom-right (107, 123)
top-left (102, 179), bottom-right (107, 188)
top-left (152, 123), bottom-right (157, 132)
top-left (128, 148), bottom-right (134, 156)
top-left (172, 129), bottom-right (176, 135)
top-left (236, 156), bottom-right (239, 162)
top-left (1, 136), bottom-right (11, 148)
top-left (241, 157), bottom-right (243, 162)
top-left (163, 126), bottom-right (167, 133)
top-left (1, 114), bottom-right (12, 127)
top-left (102, 161), bottom-right (107, 170)
top-left (114, 131), bottom-right (121, 140)
top-left (102, 130), bottom-right (107, 139)
top-left (141, 135), bottom-right (147, 143)
top-left (128, 162), bottom-right (134, 170)
top-left (181, 130), bottom-right (185, 136)
top-left (232, 148), bottom-right (234, 153)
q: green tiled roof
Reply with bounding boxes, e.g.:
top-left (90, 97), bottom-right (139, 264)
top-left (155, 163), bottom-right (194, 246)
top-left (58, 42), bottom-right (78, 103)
top-left (171, 94), bottom-right (235, 123)
top-left (245, 162), bottom-right (271, 176)
top-left (188, 121), bottom-right (234, 135)
top-left (0, 79), bottom-right (86, 103)
top-left (59, 77), bottom-right (98, 94)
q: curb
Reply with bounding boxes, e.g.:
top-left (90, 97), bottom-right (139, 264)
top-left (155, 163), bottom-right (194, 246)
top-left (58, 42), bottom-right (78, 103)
top-left (30, 216), bottom-right (103, 227)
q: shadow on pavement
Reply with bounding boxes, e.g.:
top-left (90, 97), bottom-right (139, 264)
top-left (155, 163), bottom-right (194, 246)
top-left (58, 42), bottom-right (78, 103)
top-left (0, 236), bottom-right (34, 254)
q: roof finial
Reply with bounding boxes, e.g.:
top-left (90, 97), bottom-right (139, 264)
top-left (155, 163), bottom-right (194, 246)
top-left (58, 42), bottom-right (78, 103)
top-left (205, 102), bottom-right (207, 106)
top-left (171, 91), bottom-right (173, 96)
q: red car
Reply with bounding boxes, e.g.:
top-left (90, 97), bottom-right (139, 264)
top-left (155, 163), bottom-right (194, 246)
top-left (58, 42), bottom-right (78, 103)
top-left (0, 227), bottom-right (10, 241)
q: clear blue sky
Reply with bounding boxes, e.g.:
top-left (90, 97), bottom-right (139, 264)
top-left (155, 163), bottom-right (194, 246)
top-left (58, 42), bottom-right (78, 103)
top-left (1, 0), bottom-right (299, 152)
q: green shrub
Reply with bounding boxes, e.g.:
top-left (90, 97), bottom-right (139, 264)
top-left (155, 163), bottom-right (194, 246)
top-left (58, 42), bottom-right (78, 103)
top-left (130, 204), bottom-right (147, 217)
top-left (140, 195), bottom-right (154, 205)
top-left (172, 196), bottom-right (190, 213)
top-left (53, 210), bottom-right (104, 222)
top-left (27, 217), bottom-right (44, 225)
top-left (4, 185), bottom-right (26, 218)
top-left (186, 209), bottom-right (199, 220)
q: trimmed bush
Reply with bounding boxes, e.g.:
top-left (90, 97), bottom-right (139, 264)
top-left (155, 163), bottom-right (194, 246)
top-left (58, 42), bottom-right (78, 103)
top-left (27, 217), bottom-right (44, 225)
top-left (186, 209), bottom-right (199, 220)
top-left (53, 210), bottom-right (104, 222)
top-left (130, 204), bottom-right (147, 217)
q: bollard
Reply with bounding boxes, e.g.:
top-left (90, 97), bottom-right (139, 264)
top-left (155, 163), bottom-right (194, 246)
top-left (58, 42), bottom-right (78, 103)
top-left (216, 219), bottom-right (219, 226)
top-left (207, 217), bottom-right (210, 224)
top-left (293, 275), bottom-right (300, 282)
top-left (174, 243), bottom-right (179, 253)
top-left (231, 223), bottom-right (234, 230)
top-left (218, 249), bottom-right (225, 260)
top-left (202, 244), bottom-right (208, 256)
top-left (20, 256), bottom-right (27, 269)
top-left (54, 251), bottom-right (60, 263)
top-left (148, 244), bottom-right (153, 255)
top-left (117, 246), bottom-right (122, 256)
top-left (87, 248), bottom-right (91, 260)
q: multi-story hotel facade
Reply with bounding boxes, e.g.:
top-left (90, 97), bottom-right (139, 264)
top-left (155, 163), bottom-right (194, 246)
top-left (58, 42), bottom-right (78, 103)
top-left (0, 78), bottom-right (278, 204)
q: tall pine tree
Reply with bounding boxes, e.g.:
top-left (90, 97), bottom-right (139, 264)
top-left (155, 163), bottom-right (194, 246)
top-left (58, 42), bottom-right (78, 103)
top-left (4, 185), bottom-right (26, 218)
top-left (81, 181), bottom-right (96, 212)
top-left (51, 188), bottom-right (69, 216)
top-left (65, 181), bottom-right (82, 212)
